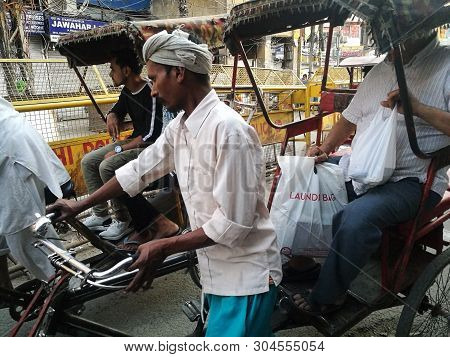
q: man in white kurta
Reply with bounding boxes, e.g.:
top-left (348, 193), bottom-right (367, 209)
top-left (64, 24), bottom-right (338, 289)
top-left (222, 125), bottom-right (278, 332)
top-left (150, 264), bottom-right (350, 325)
top-left (117, 88), bottom-right (283, 296)
top-left (0, 97), bottom-right (70, 288)
top-left (49, 30), bottom-right (282, 336)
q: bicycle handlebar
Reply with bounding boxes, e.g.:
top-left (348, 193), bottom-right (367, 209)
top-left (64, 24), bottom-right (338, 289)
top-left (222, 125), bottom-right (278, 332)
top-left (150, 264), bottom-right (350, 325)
top-left (32, 213), bottom-right (139, 290)
top-left (32, 213), bottom-right (197, 292)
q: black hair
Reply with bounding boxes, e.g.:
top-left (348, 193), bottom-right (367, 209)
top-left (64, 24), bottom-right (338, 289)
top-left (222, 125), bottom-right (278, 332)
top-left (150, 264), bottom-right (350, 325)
top-left (111, 50), bottom-right (143, 75)
top-left (187, 32), bottom-right (202, 45)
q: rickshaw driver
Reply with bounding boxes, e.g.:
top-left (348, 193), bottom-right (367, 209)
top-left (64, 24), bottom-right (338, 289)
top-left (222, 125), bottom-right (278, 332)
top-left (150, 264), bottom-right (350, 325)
top-left (48, 29), bottom-right (283, 337)
top-left (293, 30), bottom-right (450, 315)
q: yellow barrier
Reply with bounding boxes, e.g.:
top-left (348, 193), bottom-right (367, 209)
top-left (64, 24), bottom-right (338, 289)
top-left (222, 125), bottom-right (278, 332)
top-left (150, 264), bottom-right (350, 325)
top-left (13, 95), bottom-right (119, 112)
top-left (1, 59), bottom-right (330, 195)
top-left (50, 131), bottom-right (132, 195)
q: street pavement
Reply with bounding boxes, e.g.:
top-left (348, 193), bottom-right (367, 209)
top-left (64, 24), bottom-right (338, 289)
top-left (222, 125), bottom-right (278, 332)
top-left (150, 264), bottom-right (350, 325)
top-left (1, 215), bottom-right (448, 337)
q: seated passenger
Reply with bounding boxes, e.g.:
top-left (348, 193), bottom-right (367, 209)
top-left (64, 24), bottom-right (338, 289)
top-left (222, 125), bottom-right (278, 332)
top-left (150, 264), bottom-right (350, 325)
top-left (81, 50), bottom-right (178, 243)
top-left (0, 97), bottom-right (70, 289)
top-left (293, 30), bottom-right (449, 315)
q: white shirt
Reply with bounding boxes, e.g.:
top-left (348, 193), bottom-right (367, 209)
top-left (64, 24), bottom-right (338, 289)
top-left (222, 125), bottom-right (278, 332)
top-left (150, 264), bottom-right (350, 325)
top-left (116, 90), bottom-right (282, 296)
top-left (0, 97), bottom-right (70, 235)
top-left (342, 38), bottom-right (449, 196)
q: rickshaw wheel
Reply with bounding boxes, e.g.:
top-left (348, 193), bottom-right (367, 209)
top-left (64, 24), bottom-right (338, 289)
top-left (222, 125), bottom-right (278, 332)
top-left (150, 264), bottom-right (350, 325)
top-left (396, 248), bottom-right (450, 336)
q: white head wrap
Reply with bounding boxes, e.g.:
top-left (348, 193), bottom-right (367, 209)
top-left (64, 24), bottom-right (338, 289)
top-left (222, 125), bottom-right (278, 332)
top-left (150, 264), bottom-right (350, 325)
top-left (142, 30), bottom-right (213, 75)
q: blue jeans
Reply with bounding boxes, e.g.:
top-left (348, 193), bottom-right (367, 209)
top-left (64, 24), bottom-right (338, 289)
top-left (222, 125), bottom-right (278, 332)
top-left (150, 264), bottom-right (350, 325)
top-left (309, 172), bottom-right (441, 305)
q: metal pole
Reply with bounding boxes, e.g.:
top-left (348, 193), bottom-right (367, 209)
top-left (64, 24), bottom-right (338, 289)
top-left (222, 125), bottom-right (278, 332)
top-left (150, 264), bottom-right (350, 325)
top-left (234, 35), bottom-right (277, 129)
top-left (308, 25), bottom-right (315, 78)
top-left (392, 46), bottom-right (429, 159)
top-left (93, 65), bottom-right (109, 94)
top-left (231, 54), bottom-right (238, 104)
top-left (73, 66), bottom-right (107, 123)
top-left (321, 25), bottom-right (334, 92)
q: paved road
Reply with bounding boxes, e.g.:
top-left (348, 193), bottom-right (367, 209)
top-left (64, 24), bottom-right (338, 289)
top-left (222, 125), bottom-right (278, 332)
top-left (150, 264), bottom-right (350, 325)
top-left (1, 221), bottom-right (448, 337)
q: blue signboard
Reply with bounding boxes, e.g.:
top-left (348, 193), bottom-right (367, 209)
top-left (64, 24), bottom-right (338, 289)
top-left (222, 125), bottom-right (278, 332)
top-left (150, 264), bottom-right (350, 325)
top-left (5, 10), bottom-right (45, 35)
top-left (24, 10), bottom-right (46, 35)
top-left (47, 16), bottom-right (106, 41)
top-left (78, 0), bottom-right (151, 12)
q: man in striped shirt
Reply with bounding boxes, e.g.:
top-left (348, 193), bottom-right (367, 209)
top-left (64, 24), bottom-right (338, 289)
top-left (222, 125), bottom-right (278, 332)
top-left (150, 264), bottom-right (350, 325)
top-left (81, 51), bottom-right (179, 243)
top-left (294, 30), bottom-right (449, 315)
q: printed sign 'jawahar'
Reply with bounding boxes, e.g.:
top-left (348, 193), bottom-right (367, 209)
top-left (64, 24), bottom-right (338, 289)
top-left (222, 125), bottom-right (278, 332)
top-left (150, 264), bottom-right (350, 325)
top-left (48, 16), bottom-right (106, 41)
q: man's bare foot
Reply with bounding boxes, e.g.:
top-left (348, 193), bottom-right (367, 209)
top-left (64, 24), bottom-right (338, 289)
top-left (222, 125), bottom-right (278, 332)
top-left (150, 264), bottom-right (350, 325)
top-left (117, 229), bottom-right (153, 252)
top-left (151, 215), bottom-right (180, 240)
top-left (117, 216), bottom-right (180, 252)
top-left (292, 292), bottom-right (346, 316)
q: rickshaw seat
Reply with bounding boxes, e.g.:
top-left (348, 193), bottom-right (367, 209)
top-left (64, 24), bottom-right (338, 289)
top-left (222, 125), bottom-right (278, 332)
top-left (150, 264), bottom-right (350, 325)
top-left (319, 91), bottom-right (354, 113)
top-left (418, 189), bottom-right (450, 228)
top-left (390, 189), bottom-right (450, 244)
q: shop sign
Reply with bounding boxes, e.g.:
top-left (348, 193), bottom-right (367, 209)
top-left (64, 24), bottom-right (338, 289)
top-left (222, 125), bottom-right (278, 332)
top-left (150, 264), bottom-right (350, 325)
top-left (47, 16), bottom-right (106, 42)
top-left (24, 10), bottom-right (45, 34)
top-left (5, 10), bottom-right (45, 35)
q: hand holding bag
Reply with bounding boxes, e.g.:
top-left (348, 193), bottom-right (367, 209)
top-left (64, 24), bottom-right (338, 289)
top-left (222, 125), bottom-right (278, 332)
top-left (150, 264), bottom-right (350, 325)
top-left (348, 105), bottom-right (398, 195)
top-left (270, 156), bottom-right (348, 258)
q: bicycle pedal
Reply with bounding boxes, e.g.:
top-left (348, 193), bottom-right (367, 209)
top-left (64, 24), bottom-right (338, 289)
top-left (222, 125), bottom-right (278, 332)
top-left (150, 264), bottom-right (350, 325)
top-left (182, 300), bottom-right (201, 322)
top-left (70, 304), bottom-right (86, 316)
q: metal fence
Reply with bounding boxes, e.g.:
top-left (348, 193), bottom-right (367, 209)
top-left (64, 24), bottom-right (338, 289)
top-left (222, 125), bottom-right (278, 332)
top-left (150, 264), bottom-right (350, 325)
top-left (1, 59), bottom-right (119, 142)
top-left (211, 64), bottom-right (304, 87)
top-left (1, 59), bottom-right (313, 171)
top-left (2, 59), bottom-right (307, 139)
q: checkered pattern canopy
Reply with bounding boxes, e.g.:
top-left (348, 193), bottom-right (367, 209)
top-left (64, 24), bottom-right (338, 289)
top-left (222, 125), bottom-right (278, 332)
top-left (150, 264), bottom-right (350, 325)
top-left (334, 0), bottom-right (449, 53)
top-left (224, 0), bottom-right (449, 54)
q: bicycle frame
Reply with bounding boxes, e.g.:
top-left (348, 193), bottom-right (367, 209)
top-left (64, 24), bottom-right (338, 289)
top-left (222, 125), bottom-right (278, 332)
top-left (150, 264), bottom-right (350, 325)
top-left (6, 215), bottom-right (198, 337)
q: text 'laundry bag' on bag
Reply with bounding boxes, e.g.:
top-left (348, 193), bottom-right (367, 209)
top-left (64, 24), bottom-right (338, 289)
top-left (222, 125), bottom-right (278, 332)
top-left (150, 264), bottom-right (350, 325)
top-left (348, 105), bottom-right (398, 195)
top-left (270, 156), bottom-right (348, 259)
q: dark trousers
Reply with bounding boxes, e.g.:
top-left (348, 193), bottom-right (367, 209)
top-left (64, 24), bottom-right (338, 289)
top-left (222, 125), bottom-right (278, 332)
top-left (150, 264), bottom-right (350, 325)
top-left (309, 164), bottom-right (441, 305)
top-left (120, 194), bottom-right (161, 232)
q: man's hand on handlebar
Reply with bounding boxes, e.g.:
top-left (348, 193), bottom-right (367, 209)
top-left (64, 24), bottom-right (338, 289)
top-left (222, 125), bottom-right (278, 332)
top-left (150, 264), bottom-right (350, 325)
top-left (46, 199), bottom-right (84, 222)
top-left (306, 145), bottom-right (328, 163)
top-left (125, 239), bottom-right (167, 293)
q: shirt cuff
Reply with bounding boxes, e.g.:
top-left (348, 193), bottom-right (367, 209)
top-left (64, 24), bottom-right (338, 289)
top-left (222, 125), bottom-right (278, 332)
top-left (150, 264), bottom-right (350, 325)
top-left (202, 208), bottom-right (253, 248)
top-left (342, 107), bottom-right (360, 125)
top-left (115, 162), bottom-right (141, 197)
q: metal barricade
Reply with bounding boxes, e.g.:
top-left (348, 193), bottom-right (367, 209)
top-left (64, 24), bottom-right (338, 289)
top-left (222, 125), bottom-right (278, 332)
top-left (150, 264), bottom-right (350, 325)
top-left (1, 59), bottom-right (328, 192)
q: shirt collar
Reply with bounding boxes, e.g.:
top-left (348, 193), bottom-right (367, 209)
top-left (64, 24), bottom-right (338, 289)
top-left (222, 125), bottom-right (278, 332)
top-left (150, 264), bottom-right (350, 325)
top-left (182, 89), bottom-right (219, 138)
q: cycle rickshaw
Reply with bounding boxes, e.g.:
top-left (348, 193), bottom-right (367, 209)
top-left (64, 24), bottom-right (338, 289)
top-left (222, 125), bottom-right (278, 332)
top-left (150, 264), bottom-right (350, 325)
top-left (0, 15), bottom-right (228, 337)
top-left (1, 1), bottom-right (449, 337)
top-left (213, 0), bottom-right (449, 337)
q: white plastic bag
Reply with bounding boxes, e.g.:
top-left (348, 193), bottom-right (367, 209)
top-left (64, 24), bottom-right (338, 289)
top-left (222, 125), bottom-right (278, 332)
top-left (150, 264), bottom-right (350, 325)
top-left (270, 156), bottom-right (348, 259)
top-left (348, 106), bottom-right (397, 195)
